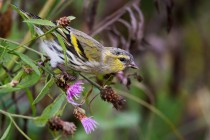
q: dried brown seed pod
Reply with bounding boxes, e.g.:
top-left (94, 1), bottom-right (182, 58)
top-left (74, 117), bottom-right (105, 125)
top-left (48, 116), bottom-right (76, 135)
top-left (55, 73), bottom-right (77, 89)
top-left (56, 16), bottom-right (70, 27)
top-left (73, 107), bottom-right (86, 120)
top-left (100, 86), bottom-right (126, 110)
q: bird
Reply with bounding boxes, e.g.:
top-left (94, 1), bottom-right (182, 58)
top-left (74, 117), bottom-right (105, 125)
top-left (16, 6), bottom-right (138, 75)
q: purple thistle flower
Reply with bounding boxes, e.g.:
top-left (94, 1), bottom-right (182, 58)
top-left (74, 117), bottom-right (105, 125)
top-left (66, 81), bottom-right (84, 105)
top-left (81, 117), bottom-right (98, 134)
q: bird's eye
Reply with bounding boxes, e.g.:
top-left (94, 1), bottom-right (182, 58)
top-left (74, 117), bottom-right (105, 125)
top-left (119, 57), bottom-right (126, 62)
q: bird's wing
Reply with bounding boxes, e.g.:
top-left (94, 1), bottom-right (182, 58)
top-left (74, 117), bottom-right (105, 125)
top-left (56, 26), bottom-right (104, 62)
top-left (15, 6), bottom-right (103, 62)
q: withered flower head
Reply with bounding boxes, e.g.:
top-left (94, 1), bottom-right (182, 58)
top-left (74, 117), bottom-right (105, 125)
top-left (10, 80), bottom-right (19, 87)
top-left (48, 116), bottom-right (76, 135)
top-left (100, 86), bottom-right (126, 110)
top-left (23, 66), bottom-right (33, 74)
top-left (57, 16), bottom-right (71, 27)
top-left (55, 73), bottom-right (77, 89)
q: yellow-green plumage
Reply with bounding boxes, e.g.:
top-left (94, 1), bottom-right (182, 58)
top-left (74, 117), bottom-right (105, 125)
top-left (18, 7), bottom-right (138, 75)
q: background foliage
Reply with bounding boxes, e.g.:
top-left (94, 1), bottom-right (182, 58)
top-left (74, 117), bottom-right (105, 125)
top-left (0, 0), bottom-right (210, 140)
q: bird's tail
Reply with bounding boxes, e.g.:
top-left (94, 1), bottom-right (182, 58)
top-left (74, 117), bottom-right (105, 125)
top-left (11, 4), bottom-right (58, 39)
top-left (11, 4), bottom-right (41, 20)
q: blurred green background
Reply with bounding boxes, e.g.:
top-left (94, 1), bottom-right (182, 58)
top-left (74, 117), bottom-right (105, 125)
top-left (0, 0), bottom-right (210, 140)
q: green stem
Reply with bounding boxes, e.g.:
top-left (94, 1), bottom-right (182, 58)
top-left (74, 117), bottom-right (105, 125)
top-left (0, 109), bottom-right (34, 140)
top-left (22, 26), bottom-right (60, 46)
top-left (8, 115), bottom-right (32, 140)
top-left (0, 109), bottom-right (35, 120)
top-left (0, 38), bottom-right (44, 56)
top-left (79, 73), bottom-right (102, 90)
top-left (0, 45), bottom-right (56, 81)
top-left (10, 26), bottom-right (60, 53)
top-left (0, 0), bottom-right (57, 79)
top-left (38, 64), bottom-right (55, 77)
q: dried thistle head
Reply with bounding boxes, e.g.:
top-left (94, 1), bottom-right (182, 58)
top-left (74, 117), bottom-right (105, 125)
top-left (48, 116), bottom-right (63, 131)
top-left (100, 86), bottom-right (126, 110)
top-left (48, 116), bottom-right (76, 135)
top-left (55, 73), bottom-right (77, 89)
top-left (62, 121), bottom-right (77, 135)
top-left (56, 16), bottom-right (70, 27)
top-left (55, 74), bottom-right (68, 89)
top-left (73, 107), bottom-right (86, 120)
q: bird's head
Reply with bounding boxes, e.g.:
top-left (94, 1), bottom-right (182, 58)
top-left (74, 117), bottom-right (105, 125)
top-left (103, 47), bottom-right (138, 73)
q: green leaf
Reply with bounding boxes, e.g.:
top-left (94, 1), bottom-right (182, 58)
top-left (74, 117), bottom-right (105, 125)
top-left (26, 88), bottom-right (36, 116)
top-left (67, 16), bottom-right (76, 21)
top-left (0, 121), bottom-right (12, 140)
top-left (33, 77), bottom-right (54, 105)
top-left (24, 19), bottom-right (55, 27)
top-left (12, 52), bottom-right (40, 75)
top-left (0, 71), bottom-right (41, 94)
top-left (57, 34), bottom-right (68, 65)
top-left (34, 94), bottom-right (66, 127)
top-left (18, 72), bottom-right (40, 87)
top-left (10, 4), bottom-right (35, 37)
top-left (10, 4), bottom-right (29, 21)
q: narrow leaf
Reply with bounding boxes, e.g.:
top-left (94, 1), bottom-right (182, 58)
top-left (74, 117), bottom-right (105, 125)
top-left (57, 34), bottom-right (68, 65)
top-left (24, 19), bottom-right (55, 27)
top-left (33, 77), bottom-right (54, 105)
top-left (10, 4), bottom-right (36, 36)
top-left (0, 121), bottom-right (12, 140)
top-left (8, 115), bottom-right (31, 140)
top-left (34, 94), bottom-right (65, 127)
top-left (0, 71), bottom-right (41, 94)
top-left (12, 52), bottom-right (40, 75)
top-left (26, 88), bottom-right (36, 116)
top-left (67, 16), bottom-right (76, 21)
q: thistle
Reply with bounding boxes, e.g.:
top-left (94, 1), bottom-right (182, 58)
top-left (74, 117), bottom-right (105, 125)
top-left (73, 108), bottom-right (98, 134)
top-left (66, 81), bottom-right (84, 105)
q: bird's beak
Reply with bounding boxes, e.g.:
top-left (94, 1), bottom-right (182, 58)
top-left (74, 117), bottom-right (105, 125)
top-left (129, 62), bottom-right (138, 69)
